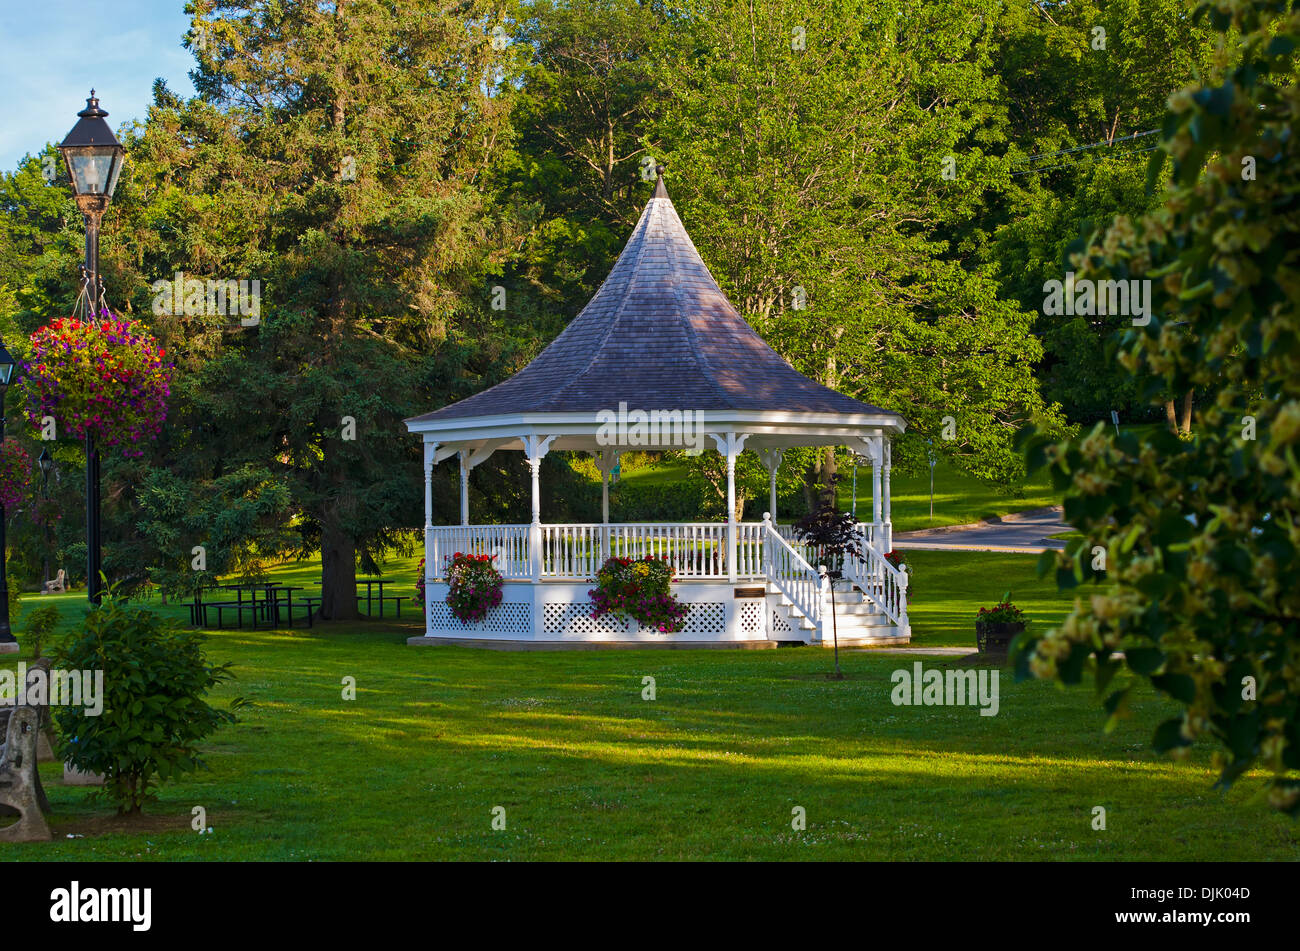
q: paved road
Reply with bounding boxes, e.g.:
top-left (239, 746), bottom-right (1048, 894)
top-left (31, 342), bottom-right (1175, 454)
top-left (891, 506), bottom-right (1069, 553)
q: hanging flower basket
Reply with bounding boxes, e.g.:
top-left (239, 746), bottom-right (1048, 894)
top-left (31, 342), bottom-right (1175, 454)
top-left (445, 553), bottom-right (503, 623)
top-left (415, 558), bottom-right (427, 614)
top-left (23, 312), bottom-right (173, 458)
top-left (589, 556), bottom-right (689, 633)
top-left (0, 439), bottom-right (32, 511)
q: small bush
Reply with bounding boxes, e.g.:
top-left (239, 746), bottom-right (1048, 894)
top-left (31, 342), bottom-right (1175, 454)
top-left (23, 604), bottom-right (61, 658)
top-left (53, 596), bottom-right (236, 814)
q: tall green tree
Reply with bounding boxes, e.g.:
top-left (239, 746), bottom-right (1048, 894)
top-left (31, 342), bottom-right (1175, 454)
top-left (651, 0), bottom-right (1066, 486)
top-left (149, 0), bottom-right (525, 616)
top-left (984, 0), bottom-right (1221, 422)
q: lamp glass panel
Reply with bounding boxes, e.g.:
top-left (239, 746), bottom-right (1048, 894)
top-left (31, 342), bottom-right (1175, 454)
top-left (0, 363), bottom-right (12, 386)
top-left (69, 149), bottom-right (116, 196)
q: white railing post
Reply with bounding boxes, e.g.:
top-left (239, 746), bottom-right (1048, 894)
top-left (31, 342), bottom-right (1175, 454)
top-left (882, 436), bottom-right (893, 553)
top-left (817, 565), bottom-right (831, 644)
top-left (761, 512), bottom-right (772, 583)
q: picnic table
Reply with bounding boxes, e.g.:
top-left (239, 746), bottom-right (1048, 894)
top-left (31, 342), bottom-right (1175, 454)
top-left (311, 578), bottom-right (406, 618)
top-left (188, 582), bottom-right (314, 629)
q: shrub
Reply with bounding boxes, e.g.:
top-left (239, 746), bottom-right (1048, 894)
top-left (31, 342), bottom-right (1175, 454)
top-left (52, 596), bottom-right (236, 814)
top-left (23, 604), bottom-right (60, 658)
top-left (445, 552), bottom-right (503, 623)
top-left (589, 556), bottom-right (689, 633)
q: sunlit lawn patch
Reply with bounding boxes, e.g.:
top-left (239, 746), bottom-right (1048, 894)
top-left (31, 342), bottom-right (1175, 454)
top-left (3, 549), bottom-right (1288, 861)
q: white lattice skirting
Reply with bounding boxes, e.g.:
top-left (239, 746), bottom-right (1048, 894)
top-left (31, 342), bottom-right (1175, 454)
top-left (418, 581), bottom-right (768, 644)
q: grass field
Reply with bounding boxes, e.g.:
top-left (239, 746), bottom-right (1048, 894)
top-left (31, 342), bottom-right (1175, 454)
top-left (4, 549), bottom-right (1294, 861)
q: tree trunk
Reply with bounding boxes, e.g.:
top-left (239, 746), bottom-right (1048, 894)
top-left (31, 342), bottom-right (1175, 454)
top-left (821, 448), bottom-right (838, 509)
top-left (1164, 398), bottom-right (1178, 434)
top-left (319, 523), bottom-right (359, 621)
top-left (1179, 389), bottom-right (1194, 435)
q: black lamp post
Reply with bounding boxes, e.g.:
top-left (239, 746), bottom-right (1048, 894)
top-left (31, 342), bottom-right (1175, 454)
top-left (59, 91), bottom-right (125, 605)
top-left (38, 447), bottom-right (54, 590)
top-left (0, 339), bottom-right (18, 652)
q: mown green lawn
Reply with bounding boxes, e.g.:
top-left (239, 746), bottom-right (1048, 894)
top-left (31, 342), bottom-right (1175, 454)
top-left (3, 551), bottom-right (1293, 861)
top-left (902, 550), bottom-right (1094, 649)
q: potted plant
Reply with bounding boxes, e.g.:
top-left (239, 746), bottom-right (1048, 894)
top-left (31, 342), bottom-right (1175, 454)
top-left (975, 591), bottom-right (1028, 654)
top-left (23, 311), bottom-right (173, 458)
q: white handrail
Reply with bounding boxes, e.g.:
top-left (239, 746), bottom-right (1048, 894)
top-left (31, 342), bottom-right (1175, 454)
top-left (843, 526), bottom-right (909, 627)
top-left (762, 520), bottom-right (822, 625)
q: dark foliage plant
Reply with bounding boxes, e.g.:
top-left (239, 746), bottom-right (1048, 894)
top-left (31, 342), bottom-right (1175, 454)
top-left (52, 596), bottom-right (236, 815)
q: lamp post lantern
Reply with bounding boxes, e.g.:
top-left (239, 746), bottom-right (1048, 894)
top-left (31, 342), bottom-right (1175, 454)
top-left (59, 91), bottom-right (124, 605)
top-left (0, 339), bottom-right (18, 652)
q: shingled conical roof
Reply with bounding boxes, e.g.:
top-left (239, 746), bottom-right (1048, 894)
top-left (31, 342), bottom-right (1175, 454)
top-left (412, 171), bottom-right (901, 423)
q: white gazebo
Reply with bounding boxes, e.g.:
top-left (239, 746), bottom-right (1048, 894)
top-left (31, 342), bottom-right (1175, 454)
top-left (405, 170), bottom-right (908, 648)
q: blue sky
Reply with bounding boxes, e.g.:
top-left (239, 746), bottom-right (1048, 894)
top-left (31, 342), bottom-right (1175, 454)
top-left (0, 0), bottom-right (197, 171)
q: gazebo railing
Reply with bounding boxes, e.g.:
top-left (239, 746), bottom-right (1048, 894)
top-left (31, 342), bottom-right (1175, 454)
top-left (539, 522), bottom-right (764, 579)
top-left (426, 522), bottom-right (767, 581)
top-left (842, 524), bottom-right (909, 628)
top-left (427, 524), bottom-right (531, 578)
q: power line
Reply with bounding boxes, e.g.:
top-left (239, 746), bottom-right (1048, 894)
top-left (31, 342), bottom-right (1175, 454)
top-left (1011, 143), bottom-right (1160, 176)
top-left (1013, 129), bottom-right (1160, 166)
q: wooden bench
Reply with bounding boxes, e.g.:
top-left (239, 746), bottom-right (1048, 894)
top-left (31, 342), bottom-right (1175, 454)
top-left (0, 660), bottom-right (54, 842)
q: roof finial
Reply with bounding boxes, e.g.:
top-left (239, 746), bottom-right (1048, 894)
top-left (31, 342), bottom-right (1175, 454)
top-left (79, 90), bottom-right (107, 118)
top-left (653, 162), bottom-right (668, 199)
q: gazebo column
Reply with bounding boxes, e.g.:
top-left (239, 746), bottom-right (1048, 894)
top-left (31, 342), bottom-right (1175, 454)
top-left (757, 448), bottom-right (784, 524)
top-left (456, 445), bottom-right (499, 527)
top-left (882, 437), bottom-right (893, 552)
top-left (872, 444), bottom-right (883, 552)
top-left (524, 435), bottom-right (556, 582)
top-left (459, 453), bottom-right (470, 526)
top-left (711, 432), bottom-right (749, 584)
top-left (592, 450), bottom-right (620, 562)
top-left (423, 441), bottom-right (438, 610)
